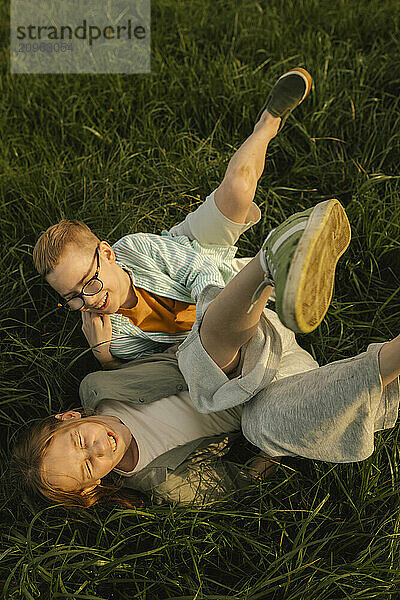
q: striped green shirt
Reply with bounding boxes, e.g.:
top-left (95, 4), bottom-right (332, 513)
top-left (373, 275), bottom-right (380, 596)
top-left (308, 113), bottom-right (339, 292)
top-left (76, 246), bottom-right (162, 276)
top-left (109, 231), bottom-right (238, 361)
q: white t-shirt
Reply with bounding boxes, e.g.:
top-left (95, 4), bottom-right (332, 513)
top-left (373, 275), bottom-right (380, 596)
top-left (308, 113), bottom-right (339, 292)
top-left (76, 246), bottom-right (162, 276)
top-left (97, 391), bottom-right (242, 475)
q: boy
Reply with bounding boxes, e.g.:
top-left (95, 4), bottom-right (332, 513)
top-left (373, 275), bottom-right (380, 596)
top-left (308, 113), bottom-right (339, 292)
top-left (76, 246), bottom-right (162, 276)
top-left (33, 68), bottom-right (314, 369)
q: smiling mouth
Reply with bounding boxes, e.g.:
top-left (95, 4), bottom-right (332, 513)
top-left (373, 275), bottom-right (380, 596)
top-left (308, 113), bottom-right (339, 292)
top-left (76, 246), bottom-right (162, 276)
top-left (107, 432), bottom-right (117, 452)
top-left (93, 292), bottom-right (109, 310)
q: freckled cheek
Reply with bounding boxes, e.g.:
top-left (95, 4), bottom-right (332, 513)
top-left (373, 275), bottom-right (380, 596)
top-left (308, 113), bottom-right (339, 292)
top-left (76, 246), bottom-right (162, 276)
top-left (93, 460), bottom-right (111, 479)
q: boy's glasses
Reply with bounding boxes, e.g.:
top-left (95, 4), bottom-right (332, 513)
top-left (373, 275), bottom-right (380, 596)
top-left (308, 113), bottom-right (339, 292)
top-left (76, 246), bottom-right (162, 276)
top-left (58, 246), bottom-right (104, 311)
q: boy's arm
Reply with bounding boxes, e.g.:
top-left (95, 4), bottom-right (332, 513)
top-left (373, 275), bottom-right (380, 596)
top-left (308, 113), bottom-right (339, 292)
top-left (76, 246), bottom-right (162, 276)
top-left (113, 233), bottom-right (226, 302)
top-left (81, 312), bottom-right (162, 366)
top-left (81, 313), bottom-right (122, 370)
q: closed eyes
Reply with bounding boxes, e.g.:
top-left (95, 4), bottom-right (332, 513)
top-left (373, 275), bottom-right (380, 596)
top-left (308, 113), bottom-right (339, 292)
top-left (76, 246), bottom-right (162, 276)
top-left (76, 432), bottom-right (91, 477)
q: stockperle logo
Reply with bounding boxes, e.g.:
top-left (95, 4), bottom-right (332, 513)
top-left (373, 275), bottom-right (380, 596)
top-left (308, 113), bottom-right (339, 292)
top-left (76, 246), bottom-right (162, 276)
top-left (11, 0), bottom-right (150, 73)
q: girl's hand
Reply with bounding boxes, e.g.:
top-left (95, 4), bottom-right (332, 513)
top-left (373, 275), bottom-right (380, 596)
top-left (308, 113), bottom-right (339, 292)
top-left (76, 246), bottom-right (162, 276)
top-left (81, 312), bottom-right (114, 366)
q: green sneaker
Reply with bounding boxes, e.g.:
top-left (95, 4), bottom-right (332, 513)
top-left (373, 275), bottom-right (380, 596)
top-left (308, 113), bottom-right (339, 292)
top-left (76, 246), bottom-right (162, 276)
top-left (256, 67), bottom-right (313, 131)
top-left (254, 199), bottom-right (351, 333)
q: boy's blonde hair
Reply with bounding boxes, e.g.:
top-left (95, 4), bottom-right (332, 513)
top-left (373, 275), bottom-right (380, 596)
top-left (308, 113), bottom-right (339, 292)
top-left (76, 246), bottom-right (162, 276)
top-left (33, 220), bottom-right (100, 276)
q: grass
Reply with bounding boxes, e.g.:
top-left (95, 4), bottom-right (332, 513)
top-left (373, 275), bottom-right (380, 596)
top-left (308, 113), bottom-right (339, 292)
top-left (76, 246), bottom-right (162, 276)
top-left (1, 0), bottom-right (400, 597)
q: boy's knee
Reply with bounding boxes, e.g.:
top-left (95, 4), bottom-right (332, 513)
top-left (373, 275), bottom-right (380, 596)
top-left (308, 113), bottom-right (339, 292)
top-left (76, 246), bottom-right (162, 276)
top-left (217, 171), bottom-right (258, 218)
top-left (225, 167), bottom-right (257, 196)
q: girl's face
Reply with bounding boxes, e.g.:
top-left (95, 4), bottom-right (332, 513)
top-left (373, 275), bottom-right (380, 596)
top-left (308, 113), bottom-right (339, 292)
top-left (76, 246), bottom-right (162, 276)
top-left (40, 413), bottom-right (133, 494)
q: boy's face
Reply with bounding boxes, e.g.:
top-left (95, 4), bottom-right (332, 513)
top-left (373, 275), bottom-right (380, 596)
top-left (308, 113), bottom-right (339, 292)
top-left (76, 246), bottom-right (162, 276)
top-left (46, 241), bottom-right (133, 314)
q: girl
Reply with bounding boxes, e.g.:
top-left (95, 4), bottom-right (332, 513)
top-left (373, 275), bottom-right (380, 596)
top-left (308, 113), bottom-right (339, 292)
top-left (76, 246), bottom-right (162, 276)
top-left (176, 200), bottom-right (400, 469)
top-left (11, 196), bottom-right (362, 511)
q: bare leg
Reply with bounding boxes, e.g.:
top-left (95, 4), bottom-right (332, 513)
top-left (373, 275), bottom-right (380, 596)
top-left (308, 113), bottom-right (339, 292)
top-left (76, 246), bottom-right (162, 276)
top-left (214, 112), bottom-right (281, 224)
top-left (378, 334), bottom-right (400, 387)
top-left (199, 253), bottom-right (273, 371)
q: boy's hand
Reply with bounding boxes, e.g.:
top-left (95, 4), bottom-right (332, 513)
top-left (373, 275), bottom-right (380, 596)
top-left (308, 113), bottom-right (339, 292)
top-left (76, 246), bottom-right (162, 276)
top-left (81, 312), bottom-right (119, 369)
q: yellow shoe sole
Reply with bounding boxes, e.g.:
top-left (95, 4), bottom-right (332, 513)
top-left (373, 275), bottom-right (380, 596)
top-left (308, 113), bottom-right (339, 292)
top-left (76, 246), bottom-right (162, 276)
top-left (281, 199), bottom-right (351, 333)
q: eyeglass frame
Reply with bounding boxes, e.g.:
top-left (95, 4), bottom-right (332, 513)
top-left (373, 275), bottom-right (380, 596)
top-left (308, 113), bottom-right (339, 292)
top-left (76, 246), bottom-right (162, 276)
top-left (57, 245), bottom-right (104, 311)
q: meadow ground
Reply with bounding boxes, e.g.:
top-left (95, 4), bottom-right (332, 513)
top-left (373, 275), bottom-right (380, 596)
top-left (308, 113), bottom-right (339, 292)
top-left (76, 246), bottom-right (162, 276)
top-left (1, 0), bottom-right (400, 597)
